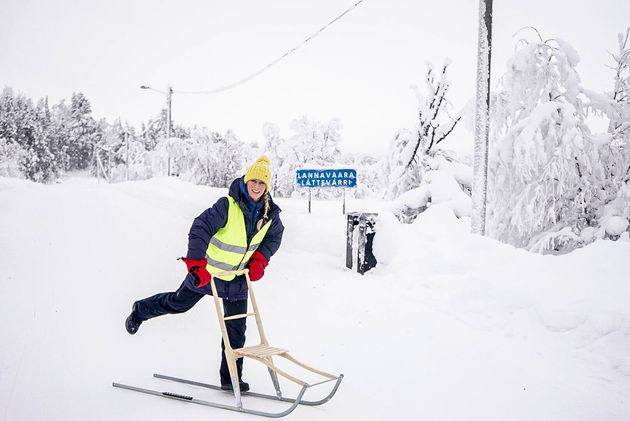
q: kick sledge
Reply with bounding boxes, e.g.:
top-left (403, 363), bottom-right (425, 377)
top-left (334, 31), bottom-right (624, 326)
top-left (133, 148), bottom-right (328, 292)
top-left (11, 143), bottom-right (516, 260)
top-left (113, 269), bottom-right (343, 418)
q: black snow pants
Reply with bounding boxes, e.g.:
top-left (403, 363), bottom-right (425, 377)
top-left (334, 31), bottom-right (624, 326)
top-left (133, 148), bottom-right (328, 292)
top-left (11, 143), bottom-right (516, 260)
top-left (133, 281), bottom-right (248, 383)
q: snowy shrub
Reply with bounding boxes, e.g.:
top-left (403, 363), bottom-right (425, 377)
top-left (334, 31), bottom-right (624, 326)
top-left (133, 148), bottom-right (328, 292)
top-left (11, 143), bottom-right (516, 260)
top-left (392, 184), bottom-right (430, 223)
top-left (391, 153), bottom-right (472, 223)
top-left (527, 226), bottom-right (584, 255)
top-left (598, 183), bottom-right (630, 239)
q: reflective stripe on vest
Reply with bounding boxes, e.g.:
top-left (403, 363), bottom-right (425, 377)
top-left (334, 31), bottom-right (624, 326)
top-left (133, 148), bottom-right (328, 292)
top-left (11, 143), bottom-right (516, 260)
top-left (205, 197), bottom-right (272, 281)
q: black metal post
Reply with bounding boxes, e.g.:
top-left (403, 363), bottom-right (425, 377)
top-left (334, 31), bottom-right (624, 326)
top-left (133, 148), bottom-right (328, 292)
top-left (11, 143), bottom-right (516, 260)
top-left (346, 214), bottom-right (355, 269)
top-left (357, 214), bottom-right (367, 274)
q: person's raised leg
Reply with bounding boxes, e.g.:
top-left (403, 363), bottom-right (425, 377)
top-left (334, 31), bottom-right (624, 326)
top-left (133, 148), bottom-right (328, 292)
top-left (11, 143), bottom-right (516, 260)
top-left (126, 281), bottom-right (204, 334)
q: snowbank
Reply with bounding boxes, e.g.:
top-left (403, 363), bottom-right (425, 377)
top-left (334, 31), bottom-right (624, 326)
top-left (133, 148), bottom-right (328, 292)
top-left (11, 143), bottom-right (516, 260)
top-left (1, 176), bottom-right (629, 420)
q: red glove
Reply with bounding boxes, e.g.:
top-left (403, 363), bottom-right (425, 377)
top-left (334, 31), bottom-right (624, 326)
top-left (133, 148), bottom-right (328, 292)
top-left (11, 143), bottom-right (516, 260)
top-left (248, 251), bottom-right (268, 282)
top-left (181, 258), bottom-right (212, 288)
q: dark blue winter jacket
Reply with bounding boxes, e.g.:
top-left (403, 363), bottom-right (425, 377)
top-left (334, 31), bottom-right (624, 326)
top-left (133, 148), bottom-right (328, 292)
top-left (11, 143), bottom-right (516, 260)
top-left (183, 177), bottom-right (284, 301)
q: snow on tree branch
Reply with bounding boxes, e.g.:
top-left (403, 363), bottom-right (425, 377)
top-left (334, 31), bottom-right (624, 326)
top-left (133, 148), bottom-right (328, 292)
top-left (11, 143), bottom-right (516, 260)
top-left (488, 30), bottom-right (630, 253)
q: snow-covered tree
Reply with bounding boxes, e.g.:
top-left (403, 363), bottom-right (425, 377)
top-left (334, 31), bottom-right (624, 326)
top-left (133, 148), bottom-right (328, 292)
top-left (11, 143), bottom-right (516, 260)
top-left (290, 116), bottom-right (342, 166)
top-left (0, 87), bottom-right (17, 142)
top-left (0, 87), bottom-right (24, 177)
top-left (261, 123), bottom-right (286, 193)
top-left (25, 97), bottom-right (60, 182)
top-left (385, 61), bottom-right (461, 200)
top-left (141, 109), bottom-right (190, 152)
top-left (608, 28), bottom-right (630, 143)
top-left (219, 130), bottom-right (254, 185)
top-left (152, 136), bottom-right (190, 177)
top-left (601, 28), bottom-right (630, 193)
top-left (183, 129), bottom-right (214, 185)
top-left (264, 116), bottom-right (343, 197)
top-left (385, 128), bottom-right (421, 200)
top-left (487, 34), bottom-right (606, 252)
top-left (342, 152), bottom-right (384, 199)
top-left (121, 136), bottom-right (151, 181)
top-left (92, 121), bottom-right (150, 182)
top-left (384, 61), bottom-right (469, 223)
top-left (91, 119), bottom-right (131, 182)
top-left (13, 96), bottom-right (40, 180)
top-left (64, 92), bottom-right (100, 170)
top-left (0, 89), bottom-right (59, 182)
top-left (183, 129), bottom-right (252, 187)
top-left (0, 136), bottom-right (23, 177)
top-left (579, 28), bottom-right (630, 242)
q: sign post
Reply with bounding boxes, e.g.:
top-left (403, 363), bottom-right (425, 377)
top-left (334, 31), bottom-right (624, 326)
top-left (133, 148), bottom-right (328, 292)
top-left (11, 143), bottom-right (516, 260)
top-left (296, 169), bottom-right (357, 214)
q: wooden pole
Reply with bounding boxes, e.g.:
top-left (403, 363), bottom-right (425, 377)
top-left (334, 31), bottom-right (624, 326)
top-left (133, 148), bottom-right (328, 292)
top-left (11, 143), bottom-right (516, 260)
top-left (472, 0), bottom-right (493, 236)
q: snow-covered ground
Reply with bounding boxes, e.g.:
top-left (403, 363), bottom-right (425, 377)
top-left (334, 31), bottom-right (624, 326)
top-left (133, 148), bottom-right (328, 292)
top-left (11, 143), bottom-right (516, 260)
top-left (1, 176), bottom-right (629, 420)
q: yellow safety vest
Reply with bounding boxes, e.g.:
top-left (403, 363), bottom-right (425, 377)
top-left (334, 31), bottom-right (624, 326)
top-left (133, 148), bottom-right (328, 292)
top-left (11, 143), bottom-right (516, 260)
top-left (205, 197), bottom-right (272, 281)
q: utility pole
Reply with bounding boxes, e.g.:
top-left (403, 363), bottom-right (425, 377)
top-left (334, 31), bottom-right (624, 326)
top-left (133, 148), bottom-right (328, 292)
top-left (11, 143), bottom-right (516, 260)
top-left (472, 0), bottom-right (493, 236)
top-left (125, 130), bottom-right (129, 182)
top-left (166, 86), bottom-right (173, 177)
top-left (140, 85), bottom-right (174, 176)
top-left (140, 85), bottom-right (173, 138)
top-left (166, 86), bottom-right (172, 140)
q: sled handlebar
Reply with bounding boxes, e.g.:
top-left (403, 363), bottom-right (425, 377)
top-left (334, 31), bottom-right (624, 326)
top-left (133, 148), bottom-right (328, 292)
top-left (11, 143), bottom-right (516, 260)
top-left (213, 269), bottom-right (250, 277)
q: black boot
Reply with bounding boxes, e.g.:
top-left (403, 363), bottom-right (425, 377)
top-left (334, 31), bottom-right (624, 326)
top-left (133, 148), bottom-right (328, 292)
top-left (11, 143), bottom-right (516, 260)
top-left (221, 379), bottom-right (250, 392)
top-left (125, 303), bottom-right (142, 335)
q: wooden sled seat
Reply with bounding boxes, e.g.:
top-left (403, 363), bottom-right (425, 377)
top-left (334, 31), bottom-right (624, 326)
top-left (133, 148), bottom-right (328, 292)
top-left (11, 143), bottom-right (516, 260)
top-left (234, 344), bottom-right (288, 358)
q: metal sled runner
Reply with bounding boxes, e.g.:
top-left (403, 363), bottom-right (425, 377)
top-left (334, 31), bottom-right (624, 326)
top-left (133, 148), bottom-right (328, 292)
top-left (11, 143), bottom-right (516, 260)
top-left (113, 269), bottom-right (343, 418)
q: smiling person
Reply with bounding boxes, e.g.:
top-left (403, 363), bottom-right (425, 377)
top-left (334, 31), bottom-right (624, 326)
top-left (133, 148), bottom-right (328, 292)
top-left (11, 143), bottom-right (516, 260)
top-left (125, 155), bottom-right (283, 392)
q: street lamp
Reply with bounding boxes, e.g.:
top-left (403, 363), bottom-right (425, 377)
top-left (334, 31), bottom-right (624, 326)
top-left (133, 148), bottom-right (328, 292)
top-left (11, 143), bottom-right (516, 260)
top-left (140, 85), bottom-right (172, 140)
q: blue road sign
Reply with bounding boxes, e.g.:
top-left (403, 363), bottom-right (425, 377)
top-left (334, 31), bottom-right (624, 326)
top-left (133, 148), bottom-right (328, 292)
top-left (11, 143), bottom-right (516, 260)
top-left (296, 169), bottom-right (357, 188)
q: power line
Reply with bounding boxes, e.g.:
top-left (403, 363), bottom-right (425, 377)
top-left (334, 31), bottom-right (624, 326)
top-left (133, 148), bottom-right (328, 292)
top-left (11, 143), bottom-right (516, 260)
top-left (177, 0), bottom-right (367, 95)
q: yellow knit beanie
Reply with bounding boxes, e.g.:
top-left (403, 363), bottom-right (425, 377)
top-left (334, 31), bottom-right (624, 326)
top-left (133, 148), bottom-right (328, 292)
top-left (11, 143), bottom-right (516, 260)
top-left (244, 155), bottom-right (272, 192)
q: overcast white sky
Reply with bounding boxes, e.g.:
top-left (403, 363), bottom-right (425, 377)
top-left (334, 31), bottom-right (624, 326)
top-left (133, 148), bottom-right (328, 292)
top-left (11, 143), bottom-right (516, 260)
top-left (1, 0), bottom-right (628, 155)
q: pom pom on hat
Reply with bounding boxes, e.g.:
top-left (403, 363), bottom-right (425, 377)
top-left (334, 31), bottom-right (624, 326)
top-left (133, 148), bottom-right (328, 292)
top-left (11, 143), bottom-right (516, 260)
top-left (244, 155), bottom-right (272, 192)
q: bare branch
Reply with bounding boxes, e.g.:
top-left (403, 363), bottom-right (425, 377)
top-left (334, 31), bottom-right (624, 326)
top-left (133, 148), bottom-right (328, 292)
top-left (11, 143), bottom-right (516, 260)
top-left (427, 123), bottom-right (438, 152)
top-left (513, 26), bottom-right (544, 43)
top-left (406, 131), bottom-right (424, 169)
top-left (406, 61), bottom-right (458, 168)
top-left (435, 116), bottom-right (461, 145)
